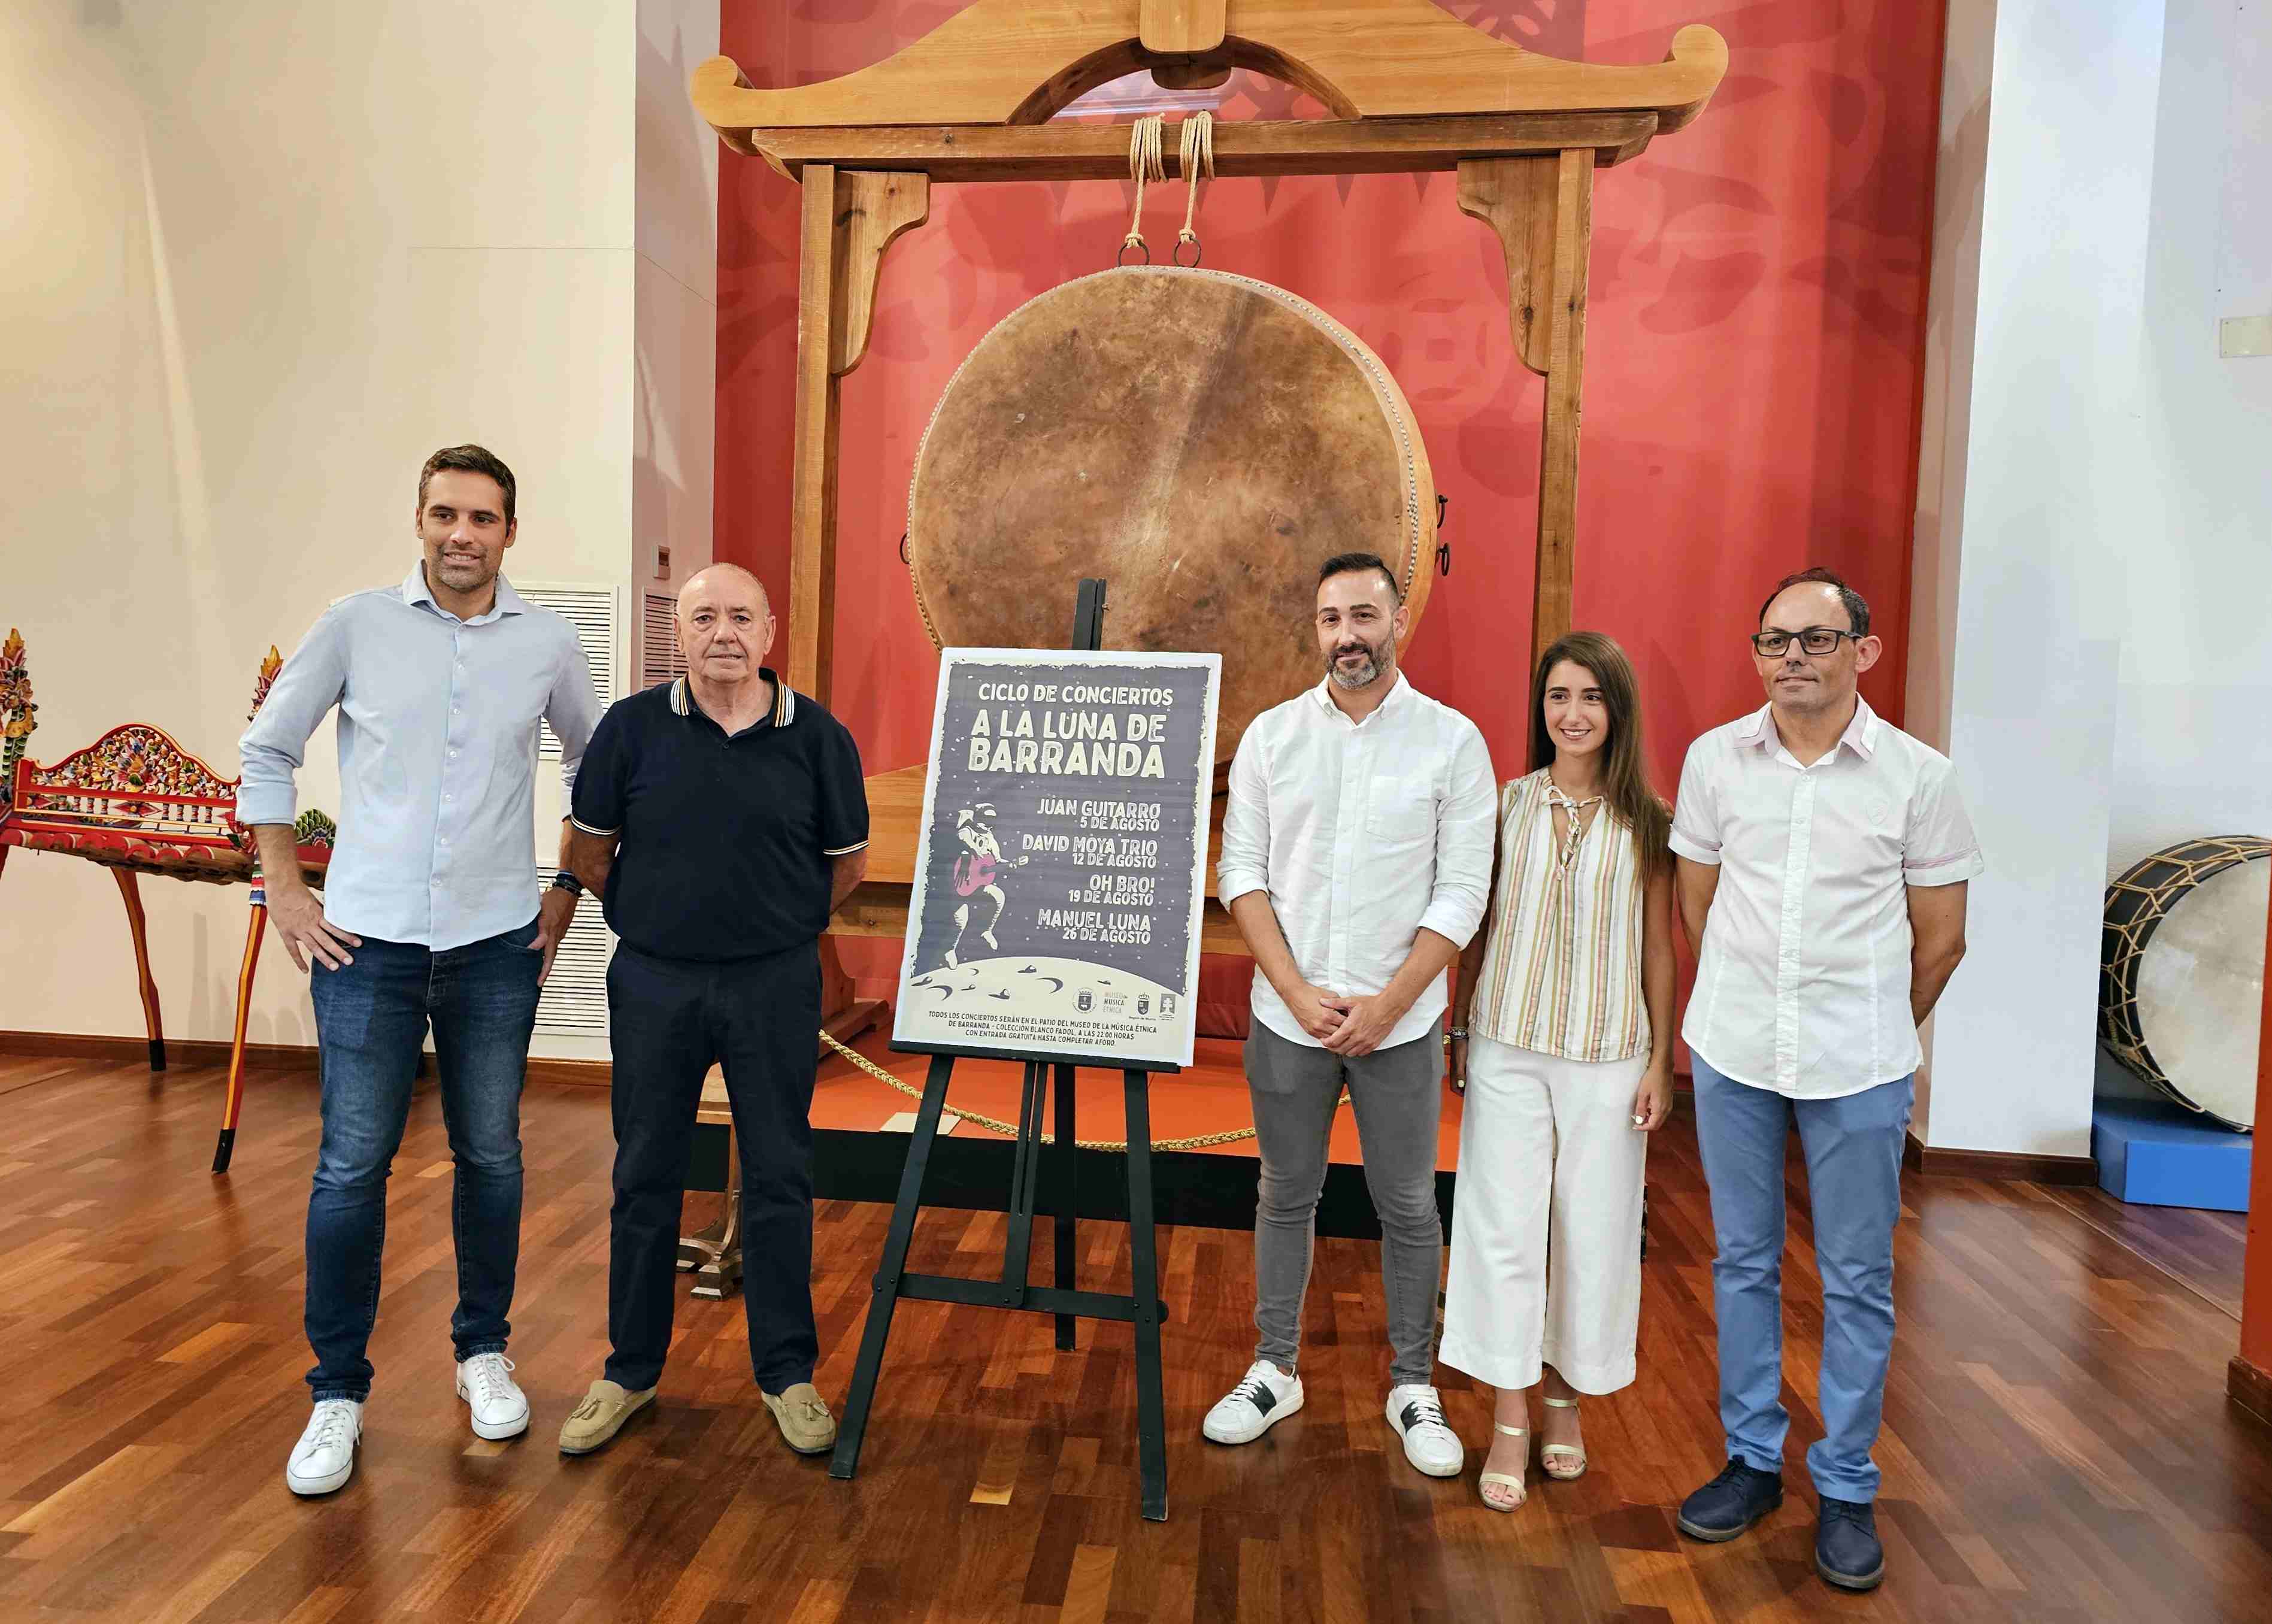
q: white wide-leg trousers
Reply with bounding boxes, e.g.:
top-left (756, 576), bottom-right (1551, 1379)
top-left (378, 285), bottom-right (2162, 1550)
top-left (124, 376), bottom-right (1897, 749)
top-left (1440, 1035), bottom-right (1648, 1394)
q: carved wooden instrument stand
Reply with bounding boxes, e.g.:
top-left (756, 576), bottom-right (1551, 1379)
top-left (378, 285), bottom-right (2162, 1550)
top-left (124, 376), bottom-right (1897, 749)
top-left (687, 0), bottom-right (1726, 998)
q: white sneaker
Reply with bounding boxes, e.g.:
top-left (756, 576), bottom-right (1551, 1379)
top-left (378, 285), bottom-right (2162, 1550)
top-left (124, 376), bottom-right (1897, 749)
top-left (286, 1399), bottom-right (363, 1496)
top-left (1202, 1359), bottom-right (1304, 1444)
top-left (456, 1352), bottom-right (530, 1440)
top-left (1386, 1384), bottom-right (1464, 1477)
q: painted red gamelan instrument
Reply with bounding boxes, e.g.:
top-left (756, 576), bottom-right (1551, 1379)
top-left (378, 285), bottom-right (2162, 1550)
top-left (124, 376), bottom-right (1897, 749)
top-left (0, 632), bottom-right (333, 1171)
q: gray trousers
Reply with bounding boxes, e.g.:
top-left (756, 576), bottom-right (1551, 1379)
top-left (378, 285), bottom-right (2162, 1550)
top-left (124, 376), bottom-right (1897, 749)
top-left (1246, 1019), bottom-right (1446, 1388)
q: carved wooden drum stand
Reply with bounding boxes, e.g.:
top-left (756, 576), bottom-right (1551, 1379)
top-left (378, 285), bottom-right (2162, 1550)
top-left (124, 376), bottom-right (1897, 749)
top-left (907, 265), bottom-right (1436, 761)
top-left (691, 0), bottom-right (1729, 983)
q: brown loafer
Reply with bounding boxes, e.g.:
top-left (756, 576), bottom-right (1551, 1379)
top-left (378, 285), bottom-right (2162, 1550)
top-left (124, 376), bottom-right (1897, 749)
top-left (558, 1379), bottom-right (655, 1455)
top-left (761, 1383), bottom-right (837, 1454)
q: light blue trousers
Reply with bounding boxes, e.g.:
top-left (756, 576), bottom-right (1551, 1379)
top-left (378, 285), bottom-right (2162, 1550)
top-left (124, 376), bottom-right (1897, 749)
top-left (1692, 1054), bottom-right (1913, 1502)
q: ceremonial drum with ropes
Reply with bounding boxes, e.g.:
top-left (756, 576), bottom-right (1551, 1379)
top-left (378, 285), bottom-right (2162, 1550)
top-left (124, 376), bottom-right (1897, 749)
top-left (904, 265), bottom-right (1437, 766)
top-left (2099, 835), bottom-right (2269, 1132)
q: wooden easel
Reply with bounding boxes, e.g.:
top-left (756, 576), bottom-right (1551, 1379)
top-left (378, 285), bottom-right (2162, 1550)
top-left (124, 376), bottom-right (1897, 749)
top-left (830, 1049), bottom-right (1175, 1518)
top-left (830, 577), bottom-right (1177, 1519)
top-left (690, 0), bottom-right (1726, 983)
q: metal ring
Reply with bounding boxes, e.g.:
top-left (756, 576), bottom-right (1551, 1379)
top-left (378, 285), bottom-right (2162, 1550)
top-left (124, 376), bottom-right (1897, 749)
top-left (1116, 240), bottom-right (1150, 268)
top-left (1437, 541), bottom-right (1452, 578)
top-left (899, 531), bottom-right (911, 566)
top-left (1173, 236), bottom-right (1202, 268)
top-left (1436, 493), bottom-right (1450, 529)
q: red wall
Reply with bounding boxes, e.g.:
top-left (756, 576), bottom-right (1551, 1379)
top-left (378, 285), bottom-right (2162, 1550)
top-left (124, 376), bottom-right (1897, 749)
top-left (2242, 888), bottom-right (2272, 1379)
top-left (716, 0), bottom-right (1946, 997)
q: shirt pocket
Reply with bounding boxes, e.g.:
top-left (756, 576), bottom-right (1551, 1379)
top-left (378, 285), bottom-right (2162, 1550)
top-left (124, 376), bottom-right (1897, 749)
top-left (1825, 789), bottom-right (1906, 887)
top-left (1367, 777), bottom-right (1437, 854)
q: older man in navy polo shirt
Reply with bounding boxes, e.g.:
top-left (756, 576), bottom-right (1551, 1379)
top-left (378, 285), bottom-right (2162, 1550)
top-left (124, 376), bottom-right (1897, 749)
top-left (556, 563), bottom-right (868, 1458)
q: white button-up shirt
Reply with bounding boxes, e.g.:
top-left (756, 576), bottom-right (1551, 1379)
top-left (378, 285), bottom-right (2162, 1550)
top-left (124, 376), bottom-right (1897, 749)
top-left (1218, 674), bottom-right (1496, 1050)
top-left (238, 566), bottom-right (601, 950)
top-left (1670, 698), bottom-right (1983, 1099)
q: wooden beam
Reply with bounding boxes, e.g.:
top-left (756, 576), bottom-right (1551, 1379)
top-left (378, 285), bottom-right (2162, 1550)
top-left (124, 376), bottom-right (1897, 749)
top-left (829, 172), bottom-right (931, 378)
top-left (787, 163), bottom-right (843, 702)
top-left (1140, 0), bottom-right (1225, 56)
top-left (788, 169), bottom-right (920, 1047)
top-left (1531, 148), bottom-right (1592, 661)
top-left (1456, 156), bottom-right (1560, 378)
top-left (729, 111), bottom-right (1658, 182)
top-left (1152, 57), bottom-right (1234, 92)
top-left (690, 12), bottom-right (1725, 132)
top-left (1459, 150), bottom-right (1592, 658)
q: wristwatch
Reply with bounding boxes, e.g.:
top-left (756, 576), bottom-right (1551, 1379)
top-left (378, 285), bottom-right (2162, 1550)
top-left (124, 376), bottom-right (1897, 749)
top-left (549, 871), bottom-right (584, 898)
top-left (1447, 1026), bottom-right (1468, 1042)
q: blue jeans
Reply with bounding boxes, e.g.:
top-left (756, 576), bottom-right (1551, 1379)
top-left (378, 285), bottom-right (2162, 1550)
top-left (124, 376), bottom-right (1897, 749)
top-left (304, 917), bottom-right (543, 1401)
top-left (1691, 1054), bottom-right (1913, 1503)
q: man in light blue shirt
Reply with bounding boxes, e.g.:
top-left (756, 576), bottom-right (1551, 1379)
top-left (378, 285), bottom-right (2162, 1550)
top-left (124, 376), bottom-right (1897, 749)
top-left (237, 444), bottom-right (600, 1497)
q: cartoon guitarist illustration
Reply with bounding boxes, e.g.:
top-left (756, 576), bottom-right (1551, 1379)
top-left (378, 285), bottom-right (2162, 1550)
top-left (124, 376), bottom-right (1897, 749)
top-left (943, 804), bottom-right (1026, 968)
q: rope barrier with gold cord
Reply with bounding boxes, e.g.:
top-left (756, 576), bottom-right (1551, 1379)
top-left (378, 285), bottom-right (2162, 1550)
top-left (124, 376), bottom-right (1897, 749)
top-left (819, 1028), bottom-right (1351, 1153)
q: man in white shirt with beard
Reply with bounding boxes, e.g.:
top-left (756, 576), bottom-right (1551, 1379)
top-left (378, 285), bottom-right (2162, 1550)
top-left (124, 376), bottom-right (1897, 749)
top-left (1207, 552), bottom-right (1495, 1477)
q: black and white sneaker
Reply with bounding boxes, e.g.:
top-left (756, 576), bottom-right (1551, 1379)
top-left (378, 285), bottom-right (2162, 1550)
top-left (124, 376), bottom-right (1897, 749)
top-left (1385, 1384), bottom-right (1465, 1477)
top-left (1202, 1360), bottom-right (1304, 1444)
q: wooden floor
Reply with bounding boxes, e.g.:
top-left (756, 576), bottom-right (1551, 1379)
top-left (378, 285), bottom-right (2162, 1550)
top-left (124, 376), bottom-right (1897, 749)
top-left (7, 1056), bottom-right (2272, 1623)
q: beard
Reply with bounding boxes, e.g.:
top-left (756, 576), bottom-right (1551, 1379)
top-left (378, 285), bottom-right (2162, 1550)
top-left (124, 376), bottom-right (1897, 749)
top-left (430, 550), bottom-right (496, 590)
top-left (1326, 633), bottom-right (1392, 690)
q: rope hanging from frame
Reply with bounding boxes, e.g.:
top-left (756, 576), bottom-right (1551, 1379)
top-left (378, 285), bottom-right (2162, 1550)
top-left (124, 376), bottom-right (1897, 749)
top-left (1117, 113), bottom-right (1217, 268)
top-left (1175, 111), bottom-right (1216, 266)
top-left (1118, 114), bottom-right (1167, 265)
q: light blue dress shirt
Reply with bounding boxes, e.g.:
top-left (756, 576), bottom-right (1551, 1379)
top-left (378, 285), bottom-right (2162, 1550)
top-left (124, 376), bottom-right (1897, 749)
top-left (237, 565), bottom-right (601, 951)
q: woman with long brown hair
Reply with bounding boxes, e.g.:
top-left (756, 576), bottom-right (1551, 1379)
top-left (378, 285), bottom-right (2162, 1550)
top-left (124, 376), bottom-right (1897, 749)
top-left (1441, 631), bottom-right (1677, 1510)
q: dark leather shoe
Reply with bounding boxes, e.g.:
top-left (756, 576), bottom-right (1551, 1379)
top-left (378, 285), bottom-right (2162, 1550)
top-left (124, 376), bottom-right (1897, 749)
top-left (1816, 1496), bottom-right (1885, 1590)
top-left (1676, 1459), bottom-right (1784, 1542)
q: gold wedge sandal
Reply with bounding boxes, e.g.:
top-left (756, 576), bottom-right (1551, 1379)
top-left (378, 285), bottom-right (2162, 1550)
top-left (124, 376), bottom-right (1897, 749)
top-left (1540, 1396), bottom-right (1588, 1481)
top-left (1478, 1422), bottom-right (1528, 1511)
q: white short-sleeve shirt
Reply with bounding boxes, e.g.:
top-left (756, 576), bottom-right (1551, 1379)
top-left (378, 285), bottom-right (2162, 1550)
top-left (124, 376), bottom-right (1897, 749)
top-left (1670, 698), bottom-right (1983, 1099)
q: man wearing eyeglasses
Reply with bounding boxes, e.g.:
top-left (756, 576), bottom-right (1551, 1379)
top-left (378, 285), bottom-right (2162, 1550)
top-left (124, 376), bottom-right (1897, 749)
top-left (1665, 567), bottom-right (1980, 1593)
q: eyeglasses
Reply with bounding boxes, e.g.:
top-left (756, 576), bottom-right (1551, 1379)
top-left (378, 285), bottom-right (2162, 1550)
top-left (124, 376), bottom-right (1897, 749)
top-left (1751, 627), bottom-right (1860, 658)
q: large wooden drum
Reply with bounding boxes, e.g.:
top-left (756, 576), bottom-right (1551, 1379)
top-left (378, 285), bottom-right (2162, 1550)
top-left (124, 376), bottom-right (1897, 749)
top-left (905, 266), bottom-right (1437, 765)
top-left (2100, 835), bottom-right (2269, 1132)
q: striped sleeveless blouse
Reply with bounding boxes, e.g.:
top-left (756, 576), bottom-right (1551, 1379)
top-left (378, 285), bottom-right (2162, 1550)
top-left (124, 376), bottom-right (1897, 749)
top-left (1469, 768), bottom-right (1650, 1063)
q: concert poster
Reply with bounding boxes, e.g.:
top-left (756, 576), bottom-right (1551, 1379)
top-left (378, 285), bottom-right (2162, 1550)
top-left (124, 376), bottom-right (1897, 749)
top-left (892, 648), bottom-right (1222, 1069)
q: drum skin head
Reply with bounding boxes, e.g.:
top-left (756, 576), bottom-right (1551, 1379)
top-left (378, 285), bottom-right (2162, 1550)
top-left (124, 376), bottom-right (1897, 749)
top-left (2100, 837), bottom-right (2269, 1132)
top-left (906, 266), bottom-right (1436, 765)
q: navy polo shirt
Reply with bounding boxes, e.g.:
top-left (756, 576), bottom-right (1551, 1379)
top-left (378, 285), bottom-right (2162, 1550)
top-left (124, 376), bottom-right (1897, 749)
top-left (570, 671), bottom-right (868, 962)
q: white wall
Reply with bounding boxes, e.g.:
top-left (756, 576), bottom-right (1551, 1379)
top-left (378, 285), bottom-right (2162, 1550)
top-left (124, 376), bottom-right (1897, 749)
top-left (0, 1), bottom-right (716, 1060)
top-left (2216, 1), bottom-right (2272, 326)
top-left (2091, 0), bottom-right (2272, 1103)
top-left (636, 0), bottom-right (720, 598)
top-left (1911, 0), bottom-right (2272, 1150)
top-left (2110, 0), bottom-right (2272, 865)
